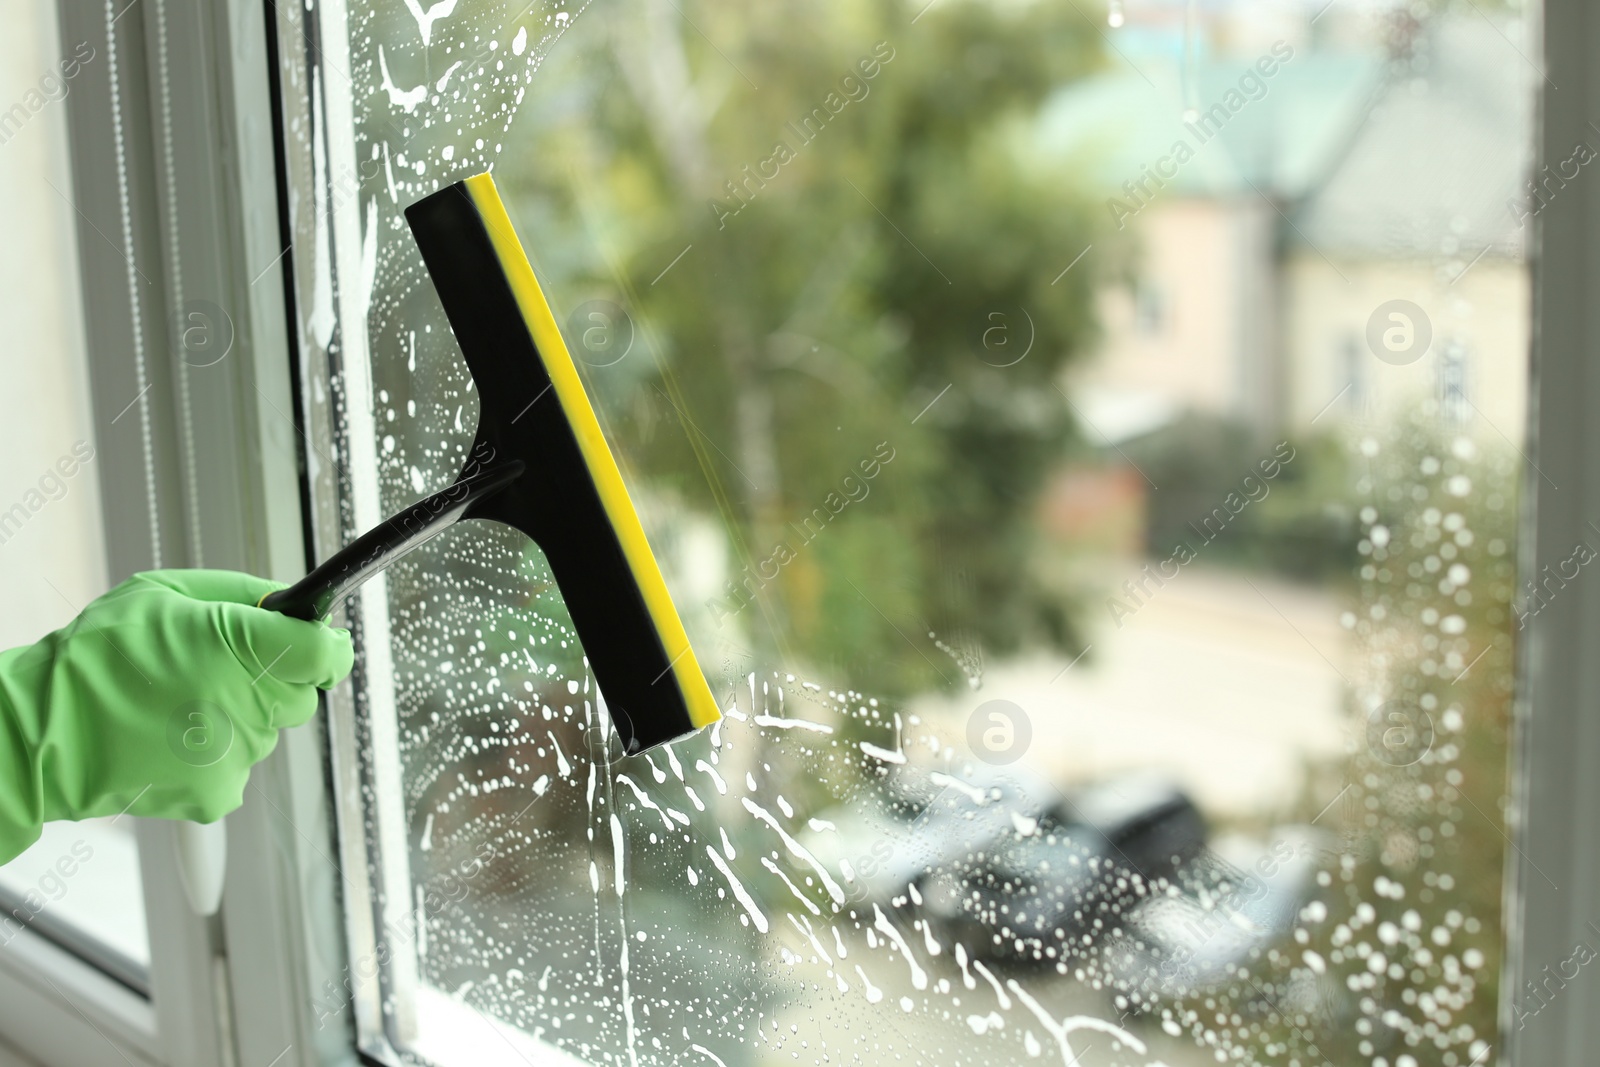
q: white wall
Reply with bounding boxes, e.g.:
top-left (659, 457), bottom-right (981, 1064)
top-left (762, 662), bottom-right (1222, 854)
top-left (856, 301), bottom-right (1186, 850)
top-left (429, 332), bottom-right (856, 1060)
top-left (1283, 254), bottom-right (1529, 439)
top-left (0, 2), bottom-right (107, 651)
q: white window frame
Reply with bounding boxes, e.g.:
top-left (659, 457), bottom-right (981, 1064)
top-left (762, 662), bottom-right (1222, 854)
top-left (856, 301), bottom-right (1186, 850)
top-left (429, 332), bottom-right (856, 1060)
top-left (1505, 0), bottom-right (1600, 1062)
top-left (0, 2), bottom-right (356, 1066)
top-left (0, 0), bottom-right (1586, 1064)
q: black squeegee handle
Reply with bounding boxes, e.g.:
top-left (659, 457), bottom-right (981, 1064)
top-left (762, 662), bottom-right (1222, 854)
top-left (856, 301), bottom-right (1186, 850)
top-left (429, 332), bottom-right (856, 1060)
top-left (260, 461), bottom-right (525, 622)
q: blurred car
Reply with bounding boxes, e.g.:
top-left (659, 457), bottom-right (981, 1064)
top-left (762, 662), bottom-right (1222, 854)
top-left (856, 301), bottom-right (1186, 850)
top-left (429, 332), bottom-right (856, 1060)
top-left (911, 772), bottom-right (1207, 961)
top-left (1106, 824), bottom-right (1329, 1000)
top-left (803, 765), bottom-right (1324, 994)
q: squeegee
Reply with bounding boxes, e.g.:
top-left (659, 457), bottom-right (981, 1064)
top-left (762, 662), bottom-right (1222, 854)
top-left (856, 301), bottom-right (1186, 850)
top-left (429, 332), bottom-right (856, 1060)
top-left (263, 173), bottom-right (721, 753)
top-left (178, 173), bottom-right (718, 917)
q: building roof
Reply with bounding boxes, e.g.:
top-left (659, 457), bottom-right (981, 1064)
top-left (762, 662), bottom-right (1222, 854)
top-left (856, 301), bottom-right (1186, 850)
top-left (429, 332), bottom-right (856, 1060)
top-left (1034, 15), bottom-right (1532, 259)
top-left (1293, 18), bottom-right (1533, 259)
top-left (1034, 43), bottom-right (1382, 203)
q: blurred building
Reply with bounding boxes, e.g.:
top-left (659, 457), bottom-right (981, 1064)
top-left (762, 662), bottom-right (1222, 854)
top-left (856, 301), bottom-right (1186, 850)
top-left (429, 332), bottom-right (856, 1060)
top-left (1036, 4), bottom-right (1532, 445)
top-left (1019, 3), bottom-right (1533, 821)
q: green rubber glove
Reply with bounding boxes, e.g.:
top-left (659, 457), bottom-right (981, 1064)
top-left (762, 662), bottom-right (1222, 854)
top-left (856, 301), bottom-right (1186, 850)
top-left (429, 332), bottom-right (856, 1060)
top-left (0, 570), bottom-right (353, 865)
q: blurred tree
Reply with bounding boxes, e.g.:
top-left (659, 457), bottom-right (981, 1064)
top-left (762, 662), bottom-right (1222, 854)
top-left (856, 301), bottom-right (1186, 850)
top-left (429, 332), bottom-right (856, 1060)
top-left (1128, 415), bottom-right (1360, 584)
top-left (496, 0), bottom-right (1107, 696)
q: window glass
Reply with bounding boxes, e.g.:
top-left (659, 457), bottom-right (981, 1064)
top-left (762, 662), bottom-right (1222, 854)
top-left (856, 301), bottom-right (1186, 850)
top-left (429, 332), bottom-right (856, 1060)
top-left (0, 2), bottom-right (149, 990)
top-left (316, 1), bottom-right (1533, 1064)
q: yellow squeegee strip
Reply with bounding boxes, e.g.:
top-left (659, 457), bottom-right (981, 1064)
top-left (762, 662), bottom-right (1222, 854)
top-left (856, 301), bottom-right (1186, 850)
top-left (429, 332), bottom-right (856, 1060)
top-left (464, 172), bottom-right (720, 730)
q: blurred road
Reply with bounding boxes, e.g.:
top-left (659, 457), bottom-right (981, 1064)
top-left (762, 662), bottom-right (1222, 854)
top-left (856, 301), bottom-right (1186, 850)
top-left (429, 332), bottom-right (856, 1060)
top-left (914, 562), bottom-right (1350, 821)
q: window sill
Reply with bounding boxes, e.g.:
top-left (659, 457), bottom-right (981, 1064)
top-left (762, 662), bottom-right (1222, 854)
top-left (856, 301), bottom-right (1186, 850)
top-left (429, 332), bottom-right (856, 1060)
top-left (0, 924), bottom-right (159, 1067)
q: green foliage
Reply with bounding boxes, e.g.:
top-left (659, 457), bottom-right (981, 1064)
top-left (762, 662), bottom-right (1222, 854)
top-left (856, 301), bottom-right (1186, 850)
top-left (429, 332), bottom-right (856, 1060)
top-left (495, 0), bottom-right (1107, 694)
top-left (1128, 414), bottom-right (1360, 584)
top-left (1262, 409), bottom-right (1517, 1064)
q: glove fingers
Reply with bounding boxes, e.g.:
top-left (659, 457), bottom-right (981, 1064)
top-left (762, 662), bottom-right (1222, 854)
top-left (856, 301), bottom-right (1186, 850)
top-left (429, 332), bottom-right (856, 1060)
top-left (136, 569), bottom-right (285, 606)
top-left (216, 602), bottom-right (355, 692)
top-left (265, 683), bottom-right (325, 731)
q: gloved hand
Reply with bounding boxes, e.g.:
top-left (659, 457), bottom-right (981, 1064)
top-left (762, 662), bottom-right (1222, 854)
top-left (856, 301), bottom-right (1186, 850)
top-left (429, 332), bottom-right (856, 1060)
top-left (0, 570), bottom-right (353, 865)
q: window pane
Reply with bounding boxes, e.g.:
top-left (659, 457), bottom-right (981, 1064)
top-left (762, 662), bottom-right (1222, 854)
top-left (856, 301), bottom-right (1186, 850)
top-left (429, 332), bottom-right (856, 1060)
top-left (315, 2), bottom-right (1533, 1064)
top-left (0, 1), bottom-right (149, 990)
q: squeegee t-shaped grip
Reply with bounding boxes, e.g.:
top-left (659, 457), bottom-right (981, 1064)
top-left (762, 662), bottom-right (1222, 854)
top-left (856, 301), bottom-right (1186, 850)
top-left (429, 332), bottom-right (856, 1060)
top-left (259, 457), bottom-right (522, 621)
